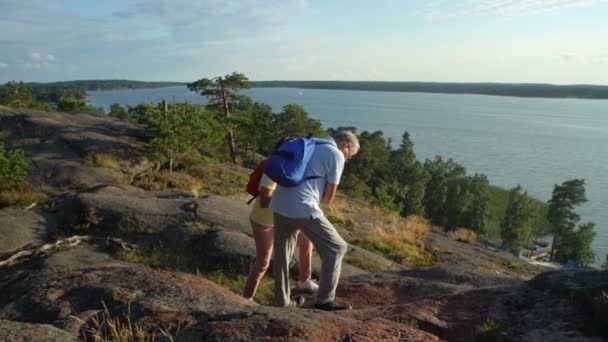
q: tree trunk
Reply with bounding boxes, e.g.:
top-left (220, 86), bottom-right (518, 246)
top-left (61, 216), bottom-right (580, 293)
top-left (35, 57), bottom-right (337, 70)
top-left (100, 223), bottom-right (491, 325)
top-left (549, 235), bottom-right (557, 262)
top-left (220, 81), bottom-right (237, 164)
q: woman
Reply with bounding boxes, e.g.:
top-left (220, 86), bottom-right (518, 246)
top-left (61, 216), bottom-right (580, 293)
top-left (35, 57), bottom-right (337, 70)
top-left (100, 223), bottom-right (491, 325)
top-left (243, 164), bottom-right (318, 301)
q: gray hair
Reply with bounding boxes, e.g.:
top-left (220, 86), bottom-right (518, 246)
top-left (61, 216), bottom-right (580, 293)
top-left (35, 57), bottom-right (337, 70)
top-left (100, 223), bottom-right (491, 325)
top-left (333, 130), bottom-right (360, 153)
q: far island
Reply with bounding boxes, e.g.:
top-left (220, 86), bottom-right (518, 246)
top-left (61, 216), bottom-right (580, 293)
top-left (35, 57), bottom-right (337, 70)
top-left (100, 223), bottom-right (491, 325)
top-left (251, 80), bottom-right (608, 99)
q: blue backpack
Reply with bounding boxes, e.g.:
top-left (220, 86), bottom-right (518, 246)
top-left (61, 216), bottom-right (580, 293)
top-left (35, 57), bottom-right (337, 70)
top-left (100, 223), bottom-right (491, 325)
top-left (264, 137), bottom-right (330, 187)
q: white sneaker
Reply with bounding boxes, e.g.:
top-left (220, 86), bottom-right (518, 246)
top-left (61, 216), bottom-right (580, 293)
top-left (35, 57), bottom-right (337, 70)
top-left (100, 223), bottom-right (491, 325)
top-left (298, 279), bottom-right (319, 292)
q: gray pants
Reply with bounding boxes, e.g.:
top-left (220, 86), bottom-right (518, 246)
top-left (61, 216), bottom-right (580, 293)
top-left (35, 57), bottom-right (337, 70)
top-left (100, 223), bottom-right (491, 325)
top-left (272, 213), bottom-right (348, 307)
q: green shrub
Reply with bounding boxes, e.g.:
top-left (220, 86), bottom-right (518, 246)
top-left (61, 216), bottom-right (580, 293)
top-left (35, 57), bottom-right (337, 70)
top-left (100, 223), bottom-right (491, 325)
top-left (0, 143), bottom-right (28, 191)
top-left (474, 318), bottom-right (503, 342)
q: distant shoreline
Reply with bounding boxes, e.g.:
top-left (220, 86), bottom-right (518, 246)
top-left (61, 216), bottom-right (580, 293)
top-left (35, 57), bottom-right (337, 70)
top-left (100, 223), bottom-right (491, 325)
top-left (28, 80), bottom-right (186, 92)
top-left (250, 81), bottom-right (608, 100)
top-left (25, 79), bottom-right (608, 99)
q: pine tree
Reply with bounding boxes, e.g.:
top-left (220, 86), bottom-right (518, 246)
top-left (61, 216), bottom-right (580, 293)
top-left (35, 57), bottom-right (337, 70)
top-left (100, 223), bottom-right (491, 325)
top-left (500, 185), bottom-right (537, 251)
top-left (547, 179), bottom-right (588, 262)
top-left (188, 72), bottom-right (251, 163)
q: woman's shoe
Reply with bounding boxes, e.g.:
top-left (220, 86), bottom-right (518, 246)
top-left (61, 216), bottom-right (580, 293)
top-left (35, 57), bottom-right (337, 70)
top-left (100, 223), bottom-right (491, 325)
top-left (297, 279), bottom-right (319, 293)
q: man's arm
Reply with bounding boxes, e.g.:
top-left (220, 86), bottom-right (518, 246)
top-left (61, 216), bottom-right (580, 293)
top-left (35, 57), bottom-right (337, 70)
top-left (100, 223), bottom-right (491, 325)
top-left (321, 183), bottom-right (338, 204)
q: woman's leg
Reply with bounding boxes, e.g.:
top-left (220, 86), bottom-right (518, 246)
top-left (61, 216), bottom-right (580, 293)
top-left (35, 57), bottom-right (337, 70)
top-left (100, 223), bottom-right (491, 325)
top-left (297, 231), bottom-right (314, 283)
top-left (243, 221), bottom-right (274, 300)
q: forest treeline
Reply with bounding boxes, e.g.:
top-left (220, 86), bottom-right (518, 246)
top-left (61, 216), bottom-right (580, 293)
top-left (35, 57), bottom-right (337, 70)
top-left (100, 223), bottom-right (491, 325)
top-left (252, 81), bottom-right (608, 99)
top-left (27, 80), bottom-right (184, 91)
top-left (0, 75), bottom-right (600, 265)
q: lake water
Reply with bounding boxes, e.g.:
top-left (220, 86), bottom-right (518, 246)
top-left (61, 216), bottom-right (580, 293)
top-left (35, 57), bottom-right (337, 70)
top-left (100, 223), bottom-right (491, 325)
top-left (89, 86), bottom-right (608, 267)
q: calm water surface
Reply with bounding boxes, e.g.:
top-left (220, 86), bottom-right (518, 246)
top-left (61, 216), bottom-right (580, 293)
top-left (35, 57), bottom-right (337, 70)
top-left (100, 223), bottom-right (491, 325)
top-left (89, 86), bottom-right (608, 267)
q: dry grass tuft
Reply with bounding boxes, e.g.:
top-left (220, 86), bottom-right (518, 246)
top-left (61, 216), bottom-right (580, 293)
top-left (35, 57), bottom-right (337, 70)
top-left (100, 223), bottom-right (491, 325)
top-left (323, 203), bottom-right (356, 230)
top-left (80, 302), bottom-right (179, 342)
top-left (186, 163), bottom-right (248, 196)
top-left (84, 153), bottom-right (121, 170)
top-left (354, 216), bottom-right (435, 267)
top-left (133, 170), bottom-right (202, 196)
top-left (453, 228), bottom-right (478, 244)
top-left (0, 187), bottom-right (47, 208)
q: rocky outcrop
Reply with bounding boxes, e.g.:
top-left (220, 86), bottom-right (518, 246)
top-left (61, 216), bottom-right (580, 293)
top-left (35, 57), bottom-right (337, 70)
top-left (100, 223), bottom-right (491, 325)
top-left (0, 250), bottom-right (439, 341)
top-left (195, 195), bottom-right (253, 234)
top-left (0, 108), bottom-right (150, 189)
top-left (491, 269), bottom-right (608, 341)
top-left (0, 207), bottom-right (55, 254)
top-left (0, 320), bottom-right (78, 342)
top-left (58, 184), bottom-right (196, 234)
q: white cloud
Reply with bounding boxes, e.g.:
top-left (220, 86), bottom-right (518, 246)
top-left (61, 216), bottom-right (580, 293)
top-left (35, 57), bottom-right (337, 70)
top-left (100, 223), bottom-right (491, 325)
top-left (559, 53), bottom-right (608, 65)
top-left (22, 52), bottom-right (56, 69)
top-left (596, 55), bottom-right (608, 64)
top-left (424, 0), bottom-right (608, 19)
top-left (0, 62), bottom-right (8, 70)
top-left (114, 0), bottom-right (309, 39)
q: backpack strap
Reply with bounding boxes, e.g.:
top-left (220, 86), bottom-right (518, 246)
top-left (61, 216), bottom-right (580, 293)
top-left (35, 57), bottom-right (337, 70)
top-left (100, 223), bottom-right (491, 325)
top-left (247, 195), bottom-right (258, 205)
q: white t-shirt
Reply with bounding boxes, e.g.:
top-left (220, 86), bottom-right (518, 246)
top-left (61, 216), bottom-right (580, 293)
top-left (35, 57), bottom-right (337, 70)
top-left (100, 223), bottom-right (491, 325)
top-left (270, 137), bottom-right (345, 219)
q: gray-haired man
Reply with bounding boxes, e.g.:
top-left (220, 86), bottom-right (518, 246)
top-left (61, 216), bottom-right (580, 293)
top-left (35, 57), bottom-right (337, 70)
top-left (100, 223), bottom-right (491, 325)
top-left (270, 131), bottom-right (360, 310)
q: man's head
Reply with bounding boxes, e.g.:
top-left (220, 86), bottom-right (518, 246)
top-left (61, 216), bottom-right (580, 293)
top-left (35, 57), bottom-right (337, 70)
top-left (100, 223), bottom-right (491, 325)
top-left (333, 130), bottom-right (360, 160)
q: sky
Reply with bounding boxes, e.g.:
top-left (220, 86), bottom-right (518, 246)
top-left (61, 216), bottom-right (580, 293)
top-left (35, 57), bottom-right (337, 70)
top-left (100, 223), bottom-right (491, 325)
top-left (1, 0), bottom-right (607, 84)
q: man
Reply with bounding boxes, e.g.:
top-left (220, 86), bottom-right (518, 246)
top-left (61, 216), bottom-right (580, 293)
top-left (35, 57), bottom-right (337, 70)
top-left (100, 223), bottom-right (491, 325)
top-left (270, 130), bottom-right (360, 310)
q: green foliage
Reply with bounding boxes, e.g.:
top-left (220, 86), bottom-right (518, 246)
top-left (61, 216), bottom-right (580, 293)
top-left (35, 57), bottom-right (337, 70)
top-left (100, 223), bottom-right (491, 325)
top-left (272, 104), bottom-right (325, 138)
top-left (29, 80), bottom-right (183, 91)
top-left (421, 157), bottom-right (490, 233)
top-left (187, 72), bottom-right (251, 111)
top-left (57, 96), bottom-right (104, 114)
top-left (108, 103), bottom-right (128, 120)
top-left (474, 318), bottom-right (503, 342)
top-left (29, 84), bottom-right (85, 102)
top-left (389, 132), bottom-right (429, 217)
top-left (0, 81), bottom-right (34, 108)
top-left (603, 255), bottom-right (608, 270)
top-left (127, 103), bottom-right (158, 124)
top-left (500, 185), bottom-right (538, 251)
top-left (484, 185), bottom-right (551, 241)
top-left (337, 129), bottom-right (429, 218)
top-left (144, 103), bottom-right (224, 171)
top-left (547, 179), bottom-right (595, 263)
top-left (0, 81), bottom-right (87, 110)
top-left (555, 222), bottom-right (596, 265)
top-left (232, 102), bottom-right (275, 163)
top-left (548, 179), bottom-right (587, 236)
top-left (0, 142), bottom-right (28, 191)
top-left (188, 72), bottom-right (252, 163)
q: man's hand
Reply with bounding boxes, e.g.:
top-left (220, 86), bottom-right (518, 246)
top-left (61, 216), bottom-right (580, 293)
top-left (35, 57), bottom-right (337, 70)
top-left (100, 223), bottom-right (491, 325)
top-left (321, 183), bottom-right (338, 204)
